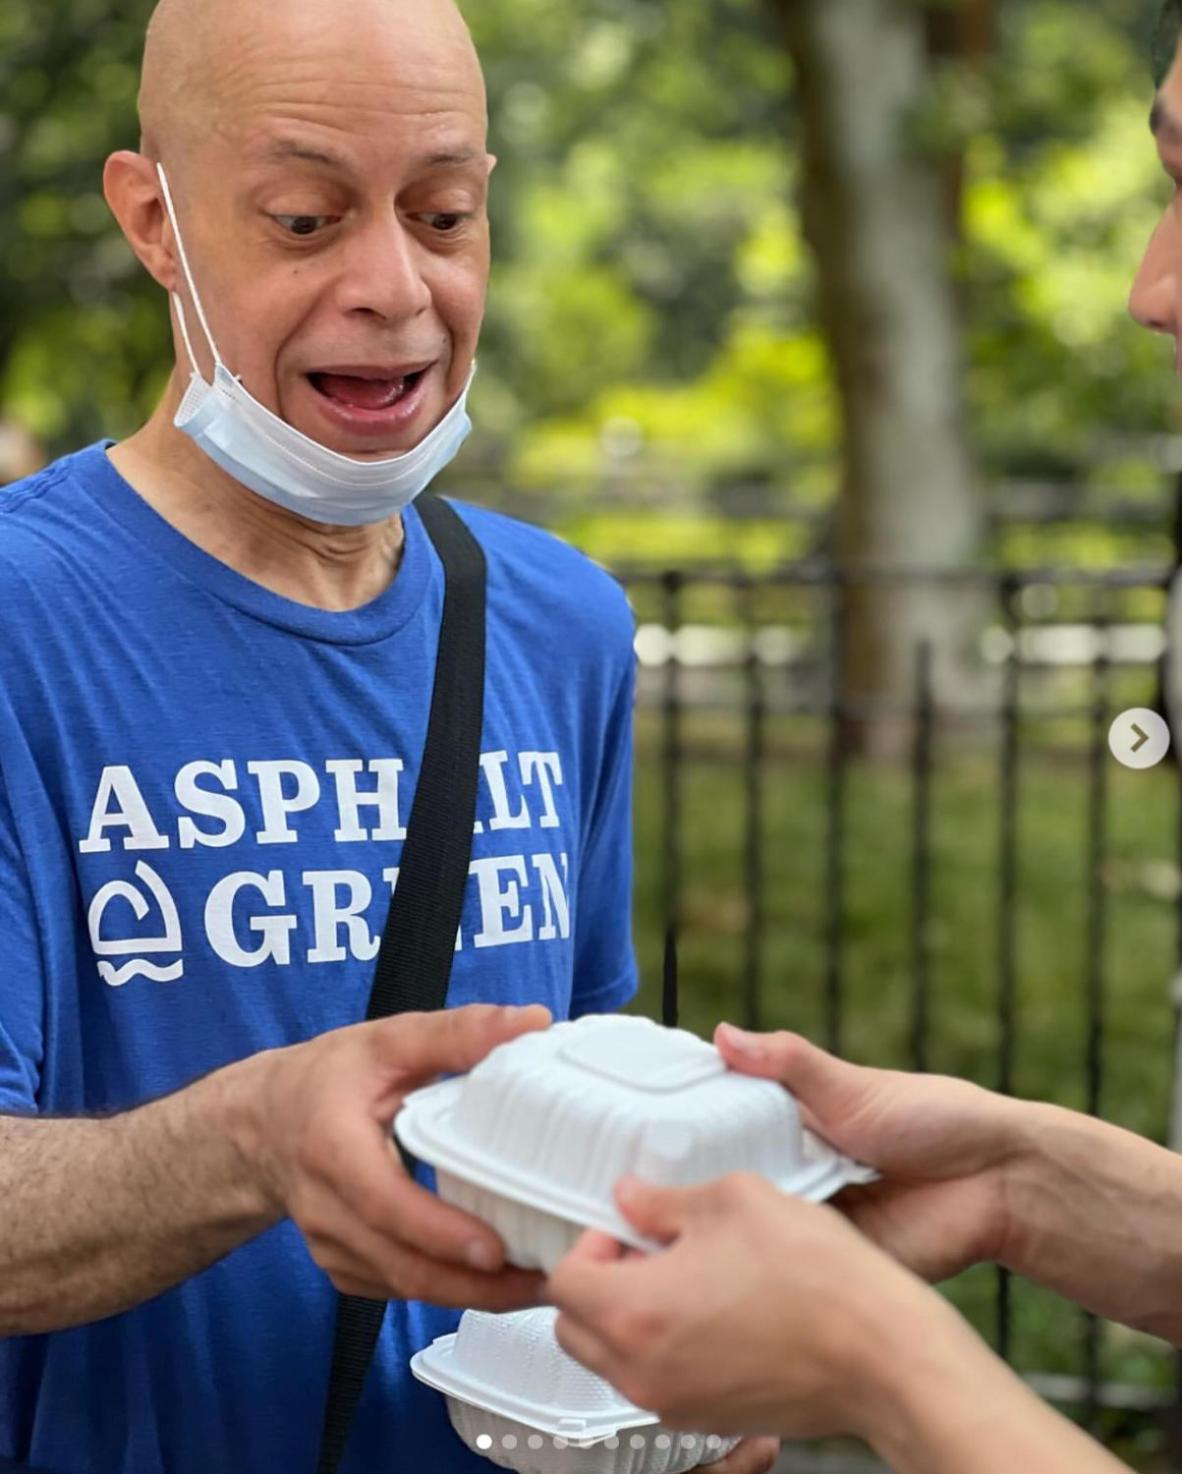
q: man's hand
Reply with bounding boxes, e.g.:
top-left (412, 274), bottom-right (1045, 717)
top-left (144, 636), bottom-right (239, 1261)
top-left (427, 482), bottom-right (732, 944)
top-left (240, 1003), bottom-right (551, 1310)
top-left (549, 1172), bottom-right (931, 1442)
top-left (714, 1023), bottom-right (1024, 1283)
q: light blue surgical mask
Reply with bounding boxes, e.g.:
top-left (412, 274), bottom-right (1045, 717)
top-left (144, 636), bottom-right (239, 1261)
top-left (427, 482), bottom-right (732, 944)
top-left (156, 162), bottom-right (474, 527)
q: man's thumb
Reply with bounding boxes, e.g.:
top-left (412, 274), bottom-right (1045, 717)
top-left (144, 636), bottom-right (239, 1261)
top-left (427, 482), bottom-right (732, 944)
top-left (373, 1002), bottom-right (552, 1082)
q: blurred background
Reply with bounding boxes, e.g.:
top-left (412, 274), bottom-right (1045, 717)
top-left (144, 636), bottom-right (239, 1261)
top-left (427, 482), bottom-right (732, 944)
top-left (7, 0), bottom-right (1182, 1467)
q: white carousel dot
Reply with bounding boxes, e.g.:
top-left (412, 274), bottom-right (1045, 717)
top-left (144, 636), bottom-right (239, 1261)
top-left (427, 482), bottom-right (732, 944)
top-left (501, 1434), bottom-right (518, 1450)
top-left (527, 1434), bottom-right (544, 1450)
top-left (554, 1436), bottom-right (569, 1450)
top-left (654, 1434), bottom-right (672, 1450)
top-left (680, 1434), bottom-right (698, 1450)
top-left (604, 1437), bottom-right (620, 1450)
top-left (705, 1435), bottom-right (722, 1449)
top-left (476, 1434), bottom-right (493, 1450)
top-left (630, 1434), bottom-right (647, 1450)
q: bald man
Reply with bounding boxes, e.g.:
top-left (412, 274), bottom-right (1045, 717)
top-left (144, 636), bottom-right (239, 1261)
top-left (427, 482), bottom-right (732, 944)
top-left (0, 4), bottom-right (789, 1473)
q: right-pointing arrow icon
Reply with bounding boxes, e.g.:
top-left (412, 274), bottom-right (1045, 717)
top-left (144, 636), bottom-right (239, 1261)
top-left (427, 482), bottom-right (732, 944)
top-left (1110, 709), bottom-right (1170, 769)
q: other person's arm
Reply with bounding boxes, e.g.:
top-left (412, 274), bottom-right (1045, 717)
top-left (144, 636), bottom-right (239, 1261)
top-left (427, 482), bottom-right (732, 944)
top-left (716, 1024), bottom-right (1182, 1346)
top-left (0, 1005), bottom-right (549, 1334)
top-left (549, 1177), bottom-right (1129, 1474)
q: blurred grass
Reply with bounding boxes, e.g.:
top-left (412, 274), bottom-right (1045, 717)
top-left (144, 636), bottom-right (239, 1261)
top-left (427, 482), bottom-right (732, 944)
top-left (626, 707), bottom-right (1182, 1464)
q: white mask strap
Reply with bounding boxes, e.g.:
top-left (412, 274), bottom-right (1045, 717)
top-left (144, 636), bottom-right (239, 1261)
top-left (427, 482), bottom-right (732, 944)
top-left (170, 290), bottom-right (203, 379)
top-left (157, 162), bottom-right (224, 376)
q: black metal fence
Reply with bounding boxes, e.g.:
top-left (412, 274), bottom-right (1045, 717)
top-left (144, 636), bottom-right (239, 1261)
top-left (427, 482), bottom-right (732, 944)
top-left (615, 556), bottom-right (1182, 1468)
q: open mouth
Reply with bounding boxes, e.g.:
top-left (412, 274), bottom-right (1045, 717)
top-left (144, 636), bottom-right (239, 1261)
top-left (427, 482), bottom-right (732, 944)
top-left (307, 367), bottom-right (428, 412)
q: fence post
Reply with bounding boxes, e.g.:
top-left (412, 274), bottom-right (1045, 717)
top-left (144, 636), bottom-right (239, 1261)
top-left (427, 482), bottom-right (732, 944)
top-left (824, 569), bottom-right (848, 1055)
top-left (741, 572), bottom-right (766, 1032)
top-left (660, 570), bottom-right (684, 955)
top-left (662, 926), bottom-right (679, 1030)
top-left (910, 638), bottom-right (935, 1073)
top-left (1167, 708), bottom-right (1182, 1469)
top-left (996, 573), bottom-right (1021, 1363)
top-left (1081, 614), bottom-right (1111, 1433)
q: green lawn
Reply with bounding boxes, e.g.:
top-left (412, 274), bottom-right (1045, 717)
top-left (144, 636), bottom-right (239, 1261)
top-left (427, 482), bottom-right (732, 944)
top-left (625, 707), bottom-right (1182, 1463)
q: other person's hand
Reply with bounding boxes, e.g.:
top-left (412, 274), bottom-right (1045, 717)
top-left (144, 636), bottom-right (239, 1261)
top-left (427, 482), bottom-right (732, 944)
top-left (709, 1436), bottom-right (780, 1473)
top-left (551, 1171), bottom-right (1130, 1474)
top-left (715, 1024), bottom-right (1024, 1283)
top-left (236, 1003), bottom-right (551, 1309)
top-left (549, 1172), bottom-right (946, 1442)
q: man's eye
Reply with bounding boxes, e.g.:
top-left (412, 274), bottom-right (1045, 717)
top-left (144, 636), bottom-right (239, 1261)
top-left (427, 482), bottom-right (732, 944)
top-left (422, 213), bottom-right (468, 234)
top-left (272, 215), bottom-right (333, 237)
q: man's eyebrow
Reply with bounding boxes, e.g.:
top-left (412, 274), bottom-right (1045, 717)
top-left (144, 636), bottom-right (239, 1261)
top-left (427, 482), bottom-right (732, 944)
top-left (259, 140), bottom-right (350, 169)
top-left (420, 147), bottom-right (484, 168)
top-left (255, 139), bottom-right (484, 170)
top-left (1151, 96), bottom-right (1182, 145)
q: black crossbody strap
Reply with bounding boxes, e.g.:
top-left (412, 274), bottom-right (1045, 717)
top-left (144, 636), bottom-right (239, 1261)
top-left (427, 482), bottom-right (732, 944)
top-left (315, 493), bottom-right (487, 1474)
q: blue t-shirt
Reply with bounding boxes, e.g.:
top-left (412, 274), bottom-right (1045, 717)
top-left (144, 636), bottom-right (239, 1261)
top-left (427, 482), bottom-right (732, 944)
top-left (0, 444), bottom-right (638, 1474)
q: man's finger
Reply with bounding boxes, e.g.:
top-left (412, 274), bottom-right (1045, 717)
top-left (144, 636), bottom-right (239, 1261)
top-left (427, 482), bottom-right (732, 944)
top-left (399, 1257), bottom-right (546, 1313)
top-left (329, 1271), bottom-right (390, 1299)
top-left (320, 1115), bottom-right (510, 1271)
top-left (305, 1208), bottom-right (546, 1311)
top-left (353, 1225), bottom-right (546, 1311)
top-left (370, 1003), bottom-right (552, 1086)
top-left (384, 1159), bottom-right (515, 1269)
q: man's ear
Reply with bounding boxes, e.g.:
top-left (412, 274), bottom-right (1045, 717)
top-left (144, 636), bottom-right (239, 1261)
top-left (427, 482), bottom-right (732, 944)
top-left (486, 152), bottom-right (498, 177)
top-left (103, 151), bottom-right (177, 292)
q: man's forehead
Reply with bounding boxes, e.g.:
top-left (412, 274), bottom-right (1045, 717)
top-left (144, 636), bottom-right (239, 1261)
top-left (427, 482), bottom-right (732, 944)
top-left (139, 0), bottom-right (485, 164)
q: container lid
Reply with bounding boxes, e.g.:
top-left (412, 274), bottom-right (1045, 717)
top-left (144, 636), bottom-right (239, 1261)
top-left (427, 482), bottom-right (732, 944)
top-left (396, 1015), bottom-right (876, 1253)
top-left (410, 1306), bottom-right (657, 1442)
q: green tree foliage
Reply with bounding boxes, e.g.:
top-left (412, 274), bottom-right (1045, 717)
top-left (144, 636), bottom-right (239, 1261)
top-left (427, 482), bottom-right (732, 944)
top-left (1, 0), bottom-right (168, 447)
top-left (963, 1), bottom-right (1178, 477)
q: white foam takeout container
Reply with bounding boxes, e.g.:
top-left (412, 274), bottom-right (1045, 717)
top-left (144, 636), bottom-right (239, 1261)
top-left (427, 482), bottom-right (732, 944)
top-left (411, 1306), bottom-right (740, 1474)
top-left (395, 1014), bottom-right (877, 1271)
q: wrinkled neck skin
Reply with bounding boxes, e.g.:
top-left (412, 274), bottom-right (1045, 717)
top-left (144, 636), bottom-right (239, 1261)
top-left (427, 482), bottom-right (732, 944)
top-left (107, 369), bottom-right (406, 614)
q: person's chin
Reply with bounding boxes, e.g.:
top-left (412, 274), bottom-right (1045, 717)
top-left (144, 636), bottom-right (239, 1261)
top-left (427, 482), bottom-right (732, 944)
top-left (293, 369), bottom-right (443, 456)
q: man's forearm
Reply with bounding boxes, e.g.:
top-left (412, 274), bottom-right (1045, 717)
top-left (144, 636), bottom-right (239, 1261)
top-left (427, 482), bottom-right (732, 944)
top-left (1000, 1103), bottom-right (1182, 1344)
top-left (0, 1058), bottom-right (280, 1334)
top-left (863, 1295), bottom-right (1127, 1474)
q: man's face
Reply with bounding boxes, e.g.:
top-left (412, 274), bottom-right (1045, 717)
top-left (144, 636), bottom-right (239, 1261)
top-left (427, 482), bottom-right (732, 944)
top-left (162, 2), bottom-right (493, 457)
top-left (1131, 46), bottom-right (1182, 367)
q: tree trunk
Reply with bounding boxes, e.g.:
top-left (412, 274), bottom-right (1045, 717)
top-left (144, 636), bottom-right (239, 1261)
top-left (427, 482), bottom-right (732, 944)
top-left (770, 0), bottom-right (989, 759)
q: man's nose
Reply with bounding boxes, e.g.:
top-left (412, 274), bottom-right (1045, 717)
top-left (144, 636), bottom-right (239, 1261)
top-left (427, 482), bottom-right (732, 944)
top-left (336, 212), bottom-right (434, 323)
top-left (1129, 214), bottom-right (1179, 336)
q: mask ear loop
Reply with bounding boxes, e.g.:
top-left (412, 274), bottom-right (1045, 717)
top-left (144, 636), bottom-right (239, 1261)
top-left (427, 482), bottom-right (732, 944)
top-left (156, 162), bottom-right (226, 382)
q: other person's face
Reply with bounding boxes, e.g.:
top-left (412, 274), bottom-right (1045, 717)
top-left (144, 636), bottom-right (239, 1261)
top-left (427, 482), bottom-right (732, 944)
top-left (1131, 43), bottom-right (1182, 366)
top-left (161, 3), bottom-right (494, 457)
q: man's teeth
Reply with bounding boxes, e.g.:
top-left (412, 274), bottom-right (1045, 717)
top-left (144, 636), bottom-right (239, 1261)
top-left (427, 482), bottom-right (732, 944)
top-left (313, 372), bottom-right (416, 409)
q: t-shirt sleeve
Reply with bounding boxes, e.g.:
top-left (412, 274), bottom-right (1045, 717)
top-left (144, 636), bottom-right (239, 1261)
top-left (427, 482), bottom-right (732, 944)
top-left (570, 609), bottom-right (639, 1019)
top-left (0, 761), bottom-right (44, 1112)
